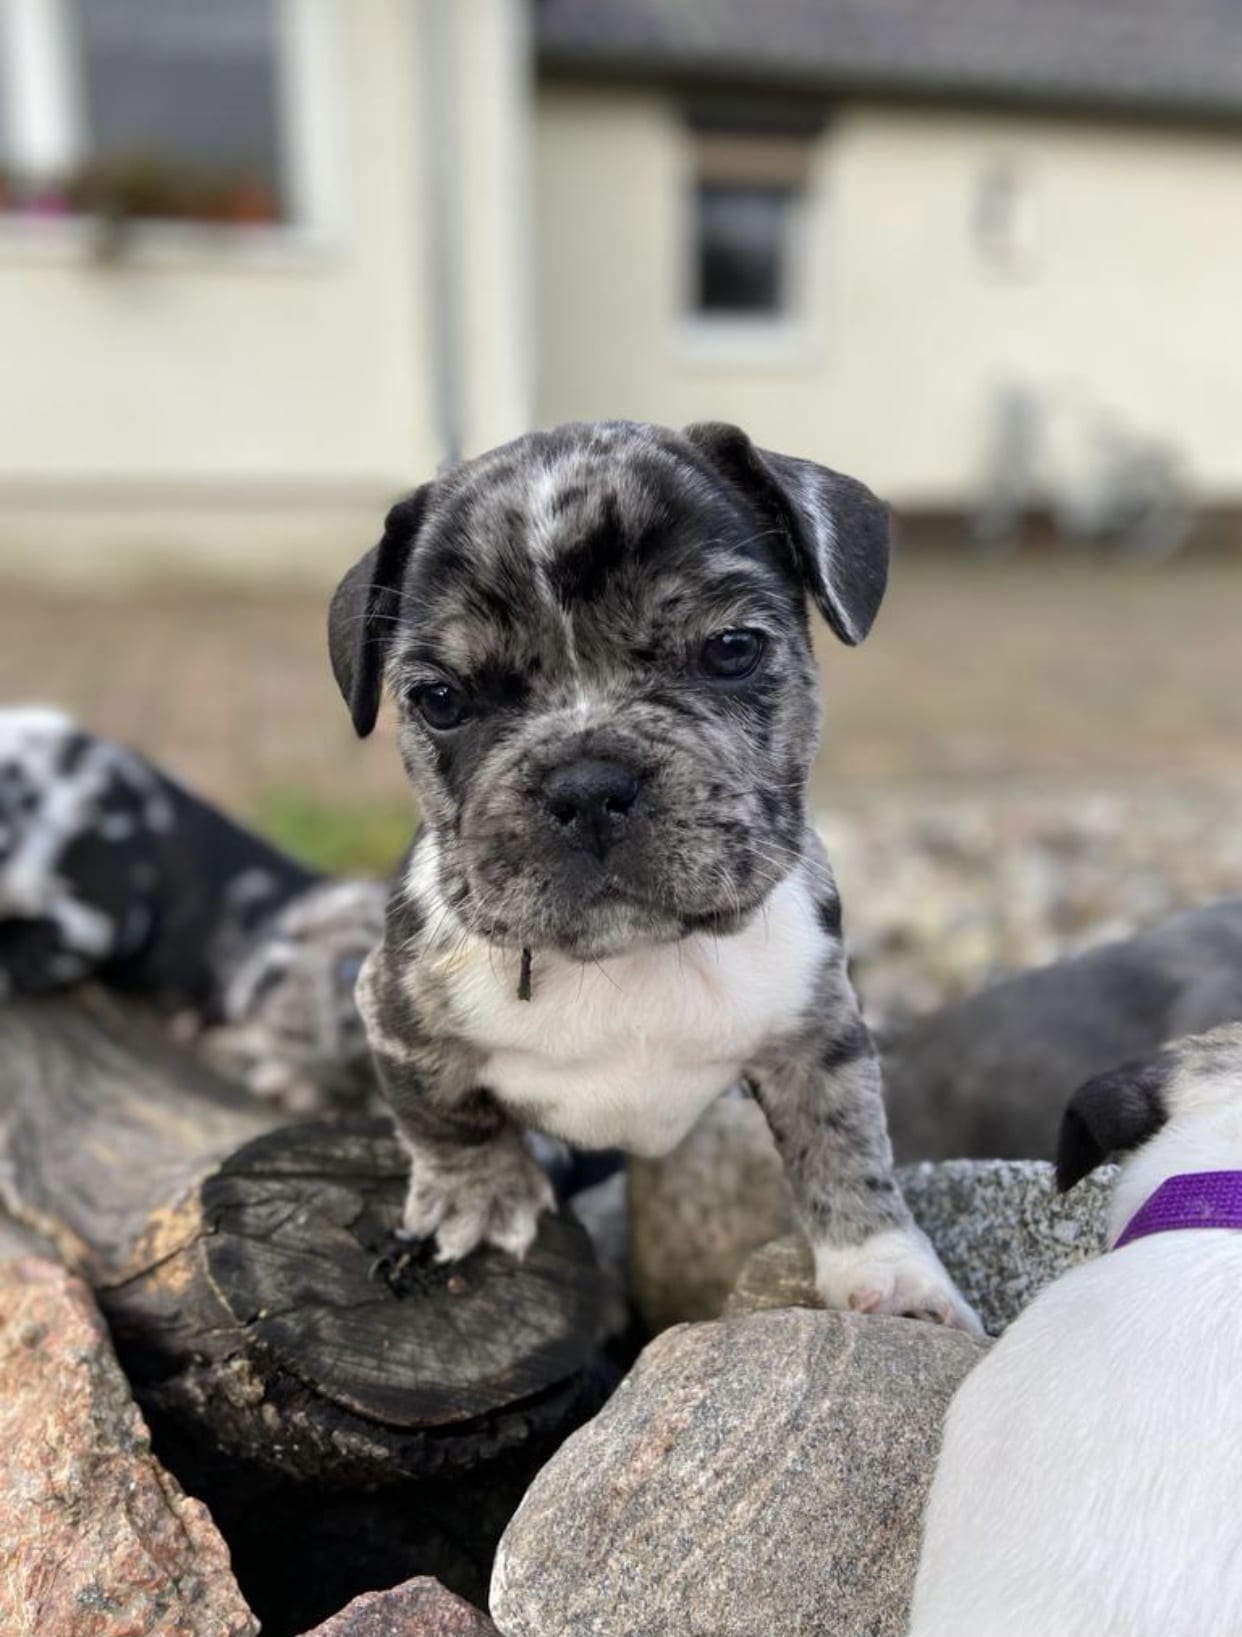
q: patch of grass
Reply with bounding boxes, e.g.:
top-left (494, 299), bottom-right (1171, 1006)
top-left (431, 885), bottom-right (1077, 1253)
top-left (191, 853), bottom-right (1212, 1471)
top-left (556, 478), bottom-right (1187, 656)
top-left (249, 788), bottom-right (417, 877)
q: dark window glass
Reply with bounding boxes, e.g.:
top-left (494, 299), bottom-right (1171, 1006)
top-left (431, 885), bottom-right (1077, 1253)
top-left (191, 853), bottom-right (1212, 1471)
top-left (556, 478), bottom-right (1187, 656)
top-left (696, 182), bottom-right (791, 316)
top-left (73, 0), bottom-right (283, 213)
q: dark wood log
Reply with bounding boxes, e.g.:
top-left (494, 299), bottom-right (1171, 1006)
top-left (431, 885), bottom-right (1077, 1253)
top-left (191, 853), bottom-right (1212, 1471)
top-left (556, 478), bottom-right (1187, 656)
top-left (0, 985), bottom-right (277, 1275)
top-left (0, 988), bottom-right (607, 1635)
top-left (0, 1210), bottom-right (56, 1260)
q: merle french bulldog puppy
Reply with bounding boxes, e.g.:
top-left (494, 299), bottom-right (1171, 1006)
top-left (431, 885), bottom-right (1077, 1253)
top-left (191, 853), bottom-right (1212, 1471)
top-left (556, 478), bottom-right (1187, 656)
top-left (329, 420), bottom-right (979, 1331)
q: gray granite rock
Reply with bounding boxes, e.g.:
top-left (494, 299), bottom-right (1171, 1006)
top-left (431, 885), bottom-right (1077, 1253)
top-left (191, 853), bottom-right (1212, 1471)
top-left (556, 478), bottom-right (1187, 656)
top-left (627, 1093), bottom-right (793, 1332)
top-left (729, 1160), bottom-right (1115, 1336)
top-left (491, 1307), bottom-right (985, 1637)
top-left (900, 1158), bottom-right (1114, 1332)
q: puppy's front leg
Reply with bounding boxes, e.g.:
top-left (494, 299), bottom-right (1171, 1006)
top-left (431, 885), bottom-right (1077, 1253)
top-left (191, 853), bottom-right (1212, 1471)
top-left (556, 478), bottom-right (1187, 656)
top-left (393, 1091), bottom-right (555, 1262)
top-left (358, 954), bottom-right (554, 1263)
top-left (748, 972), bottom-right (982, 1335)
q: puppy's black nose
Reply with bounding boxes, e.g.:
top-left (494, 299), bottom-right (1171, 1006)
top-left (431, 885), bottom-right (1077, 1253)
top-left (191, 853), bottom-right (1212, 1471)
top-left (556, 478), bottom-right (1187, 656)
top-left (543, 758), bottom-right (641, 857)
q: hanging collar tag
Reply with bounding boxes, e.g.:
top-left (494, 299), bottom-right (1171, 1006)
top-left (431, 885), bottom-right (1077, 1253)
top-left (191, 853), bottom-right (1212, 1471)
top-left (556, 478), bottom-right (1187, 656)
top-left (517, 946), bottom-right (533, 1002)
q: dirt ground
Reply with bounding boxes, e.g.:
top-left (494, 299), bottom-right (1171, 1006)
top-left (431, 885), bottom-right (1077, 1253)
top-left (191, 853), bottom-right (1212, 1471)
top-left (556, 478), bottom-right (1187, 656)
top-left (2, 551), bottom-right (1238, 869)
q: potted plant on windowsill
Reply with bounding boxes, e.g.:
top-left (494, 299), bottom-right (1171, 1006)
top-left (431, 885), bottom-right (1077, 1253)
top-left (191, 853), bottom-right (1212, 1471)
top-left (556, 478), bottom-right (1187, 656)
top-left (68, 154), bottom-right (192, 260)
top-left (67, 154), bottom-right (283, 261)
top-left (183, 168), bottom-right (281, 229)
top-left (222, 173), bottom-right (279, 226)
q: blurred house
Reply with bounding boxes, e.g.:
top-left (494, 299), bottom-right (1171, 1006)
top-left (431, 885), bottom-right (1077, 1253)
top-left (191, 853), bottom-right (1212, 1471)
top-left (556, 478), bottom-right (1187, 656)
top-left (2, 0), bottom-right (1242, 579)
top-left (0, 0), bottom-right (530, 579)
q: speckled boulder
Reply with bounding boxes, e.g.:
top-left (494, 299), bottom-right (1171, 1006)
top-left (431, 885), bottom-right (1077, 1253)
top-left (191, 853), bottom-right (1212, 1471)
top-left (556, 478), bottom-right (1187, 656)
top-left (0, 1257), bottom-right (257, 1637)
top-left (901, 1158), bottom-right (1114, 1331)
top-left (300, 1577), bottom-right (498, 1636)
top-left (729, 1160), bottom-right (1115, 1335)
top-left (491, 1307), bottom-right (985, 1637)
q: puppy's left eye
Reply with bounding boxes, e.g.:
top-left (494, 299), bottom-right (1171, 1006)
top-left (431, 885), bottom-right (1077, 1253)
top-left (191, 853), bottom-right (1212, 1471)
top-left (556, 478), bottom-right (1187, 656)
top-left (413, 682), bottom-right (470, 730)
top-left (700, 628), bottom-right (765, 680)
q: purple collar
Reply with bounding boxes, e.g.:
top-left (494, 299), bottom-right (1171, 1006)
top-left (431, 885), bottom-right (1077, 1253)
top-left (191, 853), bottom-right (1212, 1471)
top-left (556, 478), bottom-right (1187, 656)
top-left (1114, 1171), bottom-right (1242, 1251)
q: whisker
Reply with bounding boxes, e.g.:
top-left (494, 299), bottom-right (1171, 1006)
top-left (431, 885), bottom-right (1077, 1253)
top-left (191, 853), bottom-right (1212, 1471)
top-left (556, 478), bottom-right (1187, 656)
top-left (589, 956), bottom-right (622, 993)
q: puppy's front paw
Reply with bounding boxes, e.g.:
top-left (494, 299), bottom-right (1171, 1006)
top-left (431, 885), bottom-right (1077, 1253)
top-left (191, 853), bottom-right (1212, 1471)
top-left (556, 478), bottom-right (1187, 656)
top-left (400, 1136), bottom-right (556, 1264)
top-left (814, 1226), bottom-right (984, 1338)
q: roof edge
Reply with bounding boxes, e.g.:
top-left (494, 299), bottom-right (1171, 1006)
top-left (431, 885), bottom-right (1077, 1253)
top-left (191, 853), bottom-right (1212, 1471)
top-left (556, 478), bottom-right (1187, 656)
top-left (536, 51), bottom-right (1242, 128)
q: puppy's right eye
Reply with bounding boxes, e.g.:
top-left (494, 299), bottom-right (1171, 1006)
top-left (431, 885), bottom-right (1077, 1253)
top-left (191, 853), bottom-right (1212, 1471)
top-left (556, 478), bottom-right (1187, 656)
top-left (700, 628), bottom-right (765, 680)
top-left (413, 682), bottom-right (470, 730)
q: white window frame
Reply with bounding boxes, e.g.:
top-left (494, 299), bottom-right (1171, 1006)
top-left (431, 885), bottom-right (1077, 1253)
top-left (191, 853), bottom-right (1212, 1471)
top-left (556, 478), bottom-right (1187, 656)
top-left (2, 0), bottom-right (84, 177)
top-left (672, 123), bottom-right (817, 368)
top-left (0, 0), bottom-right (345, 259)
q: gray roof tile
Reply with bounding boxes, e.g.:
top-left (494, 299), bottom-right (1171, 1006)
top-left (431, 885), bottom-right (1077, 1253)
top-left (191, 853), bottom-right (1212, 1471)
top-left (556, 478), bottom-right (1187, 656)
top-left (535, 0), bottom-right (1242, 118)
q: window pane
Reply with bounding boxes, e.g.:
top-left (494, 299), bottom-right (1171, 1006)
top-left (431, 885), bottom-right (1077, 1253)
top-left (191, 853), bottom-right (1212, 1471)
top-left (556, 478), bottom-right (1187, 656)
top-left (73, 0), bottom-right (283, 213)
top-left (696, 183), bottom-right (790, 316)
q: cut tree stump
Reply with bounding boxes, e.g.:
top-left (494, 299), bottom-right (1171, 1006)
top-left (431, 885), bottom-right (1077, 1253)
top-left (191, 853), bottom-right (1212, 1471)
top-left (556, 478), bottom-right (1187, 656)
top-left (0, 988), bottom-right (607, 1636)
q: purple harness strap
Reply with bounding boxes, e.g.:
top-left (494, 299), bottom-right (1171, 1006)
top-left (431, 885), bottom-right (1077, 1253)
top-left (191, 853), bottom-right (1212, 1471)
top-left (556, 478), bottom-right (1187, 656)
top-left (1113, 1170), bottom-right (1242, 1251)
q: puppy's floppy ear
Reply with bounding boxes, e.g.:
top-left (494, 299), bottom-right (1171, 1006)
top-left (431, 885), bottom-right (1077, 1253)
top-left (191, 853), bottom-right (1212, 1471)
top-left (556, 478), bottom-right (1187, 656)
top-left (328, 488), bottom-right (430, 738)
top-left (1055, 1050), bottom-right (1174, 1192)
top-left (683, 421), bottom-right (890, 645)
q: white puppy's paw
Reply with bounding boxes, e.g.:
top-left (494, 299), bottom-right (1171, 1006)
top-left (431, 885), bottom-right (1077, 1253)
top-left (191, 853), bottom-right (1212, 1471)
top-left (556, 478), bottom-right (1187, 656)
top-left (814, 1226), bottom-right (984, 1338)
top-left (400, 1137), bottom-right (556, 1264)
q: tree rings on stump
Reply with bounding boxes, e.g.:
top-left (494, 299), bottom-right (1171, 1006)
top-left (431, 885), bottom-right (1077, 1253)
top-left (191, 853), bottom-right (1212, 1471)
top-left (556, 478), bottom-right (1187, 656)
top-left (198, 1120), bottom-right (604, 1455)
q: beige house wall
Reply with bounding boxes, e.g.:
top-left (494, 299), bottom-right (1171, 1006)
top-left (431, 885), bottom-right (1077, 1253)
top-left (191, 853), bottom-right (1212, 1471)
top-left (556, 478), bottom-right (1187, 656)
top-left (445, 0), bottom-right (534, 461)
top-left (533, 84), bottom-right (1242, 508)
top-left (5, 32), bottom-right (1240, 582)
top-left (0, 0), bottom-right (532, 583)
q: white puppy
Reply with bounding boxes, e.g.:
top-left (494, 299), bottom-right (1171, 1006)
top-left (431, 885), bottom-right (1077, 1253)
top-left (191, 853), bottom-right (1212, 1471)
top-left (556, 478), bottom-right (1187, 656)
top-left (908, 1022), bottom-right (1242, 1637)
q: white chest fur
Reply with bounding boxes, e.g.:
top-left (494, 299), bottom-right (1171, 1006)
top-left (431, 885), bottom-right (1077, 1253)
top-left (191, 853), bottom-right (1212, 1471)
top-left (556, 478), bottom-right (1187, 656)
top-left (431, 870), bottom-right (825, 1156)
